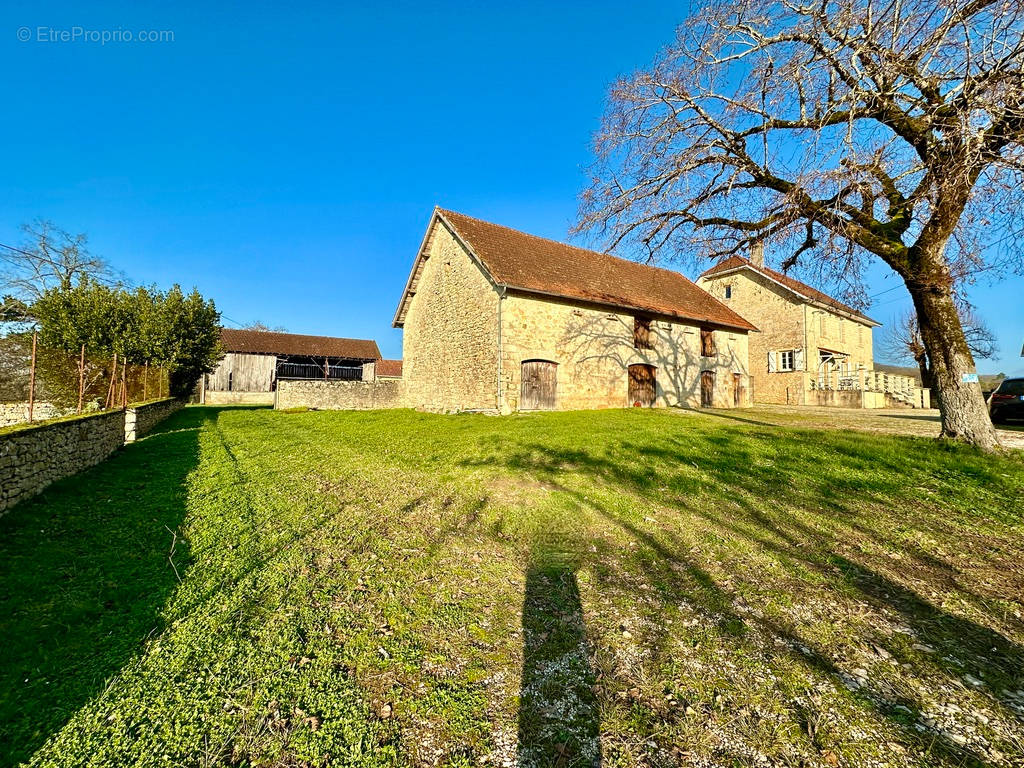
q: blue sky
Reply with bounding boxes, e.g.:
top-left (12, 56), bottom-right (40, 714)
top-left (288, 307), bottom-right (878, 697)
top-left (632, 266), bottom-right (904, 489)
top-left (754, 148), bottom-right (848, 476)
top-left (2, 1), bottom-right (1021, 374)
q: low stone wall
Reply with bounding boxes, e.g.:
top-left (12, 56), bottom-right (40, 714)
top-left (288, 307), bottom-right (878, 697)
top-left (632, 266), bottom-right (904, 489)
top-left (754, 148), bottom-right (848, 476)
top-left (204, 391), bottom-right (275, 405)
top-left (0, 410), bottom-right (125, 515)
top-left (807, 389), bottom-right (864, 408)
top-left (125, 398), bottom-right (186, 442)
top-left (0, 398), bottom-right (185, 516)
top-left (275, 379), bottom-right (405, 411)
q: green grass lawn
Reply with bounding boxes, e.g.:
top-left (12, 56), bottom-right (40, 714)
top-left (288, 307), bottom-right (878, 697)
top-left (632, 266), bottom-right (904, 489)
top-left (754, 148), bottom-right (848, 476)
top-left (1, 405), bottom-right (1023, 767)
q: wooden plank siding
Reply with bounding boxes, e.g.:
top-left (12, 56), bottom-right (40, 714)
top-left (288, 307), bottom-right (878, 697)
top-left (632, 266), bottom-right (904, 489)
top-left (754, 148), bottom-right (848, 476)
top-left (206, 353), bottom-right (277, 392)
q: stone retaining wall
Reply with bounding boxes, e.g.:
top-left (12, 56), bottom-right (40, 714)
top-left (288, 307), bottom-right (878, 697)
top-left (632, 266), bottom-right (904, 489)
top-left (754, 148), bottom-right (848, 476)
top-left (0, 398), bottom-right (185, 516)
top-left (125, 398), bottom-right (186, 442)
top-left (275, 379), bottom-right (405, 411)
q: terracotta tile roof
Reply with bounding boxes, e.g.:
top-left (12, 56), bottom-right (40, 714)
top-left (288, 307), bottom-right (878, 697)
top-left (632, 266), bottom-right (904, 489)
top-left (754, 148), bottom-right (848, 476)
top-left (219, 329), bottom-right (380, 359)
top-left (395, 208), bottom-right (756, 331)
top-left (375, 359), bottom-right (403, 377)
top-left (700, 256), bottom-right (879, 326)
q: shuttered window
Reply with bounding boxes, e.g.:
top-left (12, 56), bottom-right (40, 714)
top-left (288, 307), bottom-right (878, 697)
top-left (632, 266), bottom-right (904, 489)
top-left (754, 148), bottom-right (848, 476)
top-left (633, 316), bottom-right (653, 349)
top-left (700, 328), bottom-right (715, 357)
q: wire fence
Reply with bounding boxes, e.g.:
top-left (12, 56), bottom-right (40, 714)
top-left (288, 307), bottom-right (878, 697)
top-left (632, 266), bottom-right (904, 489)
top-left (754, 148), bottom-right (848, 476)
top-left (0, 332), bottom-right (170, 427)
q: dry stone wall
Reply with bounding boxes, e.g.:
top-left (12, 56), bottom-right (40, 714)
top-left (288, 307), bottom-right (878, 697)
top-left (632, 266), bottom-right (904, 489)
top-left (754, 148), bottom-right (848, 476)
top-left (0, 398), bottom-right (185, 516)
top-left (275, 379), bottom-right (404, 411)
top-left (125, 398), bottom-right (186, 442)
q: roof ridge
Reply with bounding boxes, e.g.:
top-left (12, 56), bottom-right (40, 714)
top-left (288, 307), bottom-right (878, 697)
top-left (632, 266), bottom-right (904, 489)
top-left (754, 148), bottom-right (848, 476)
top-left (221, 328), bottom-right (370, 344)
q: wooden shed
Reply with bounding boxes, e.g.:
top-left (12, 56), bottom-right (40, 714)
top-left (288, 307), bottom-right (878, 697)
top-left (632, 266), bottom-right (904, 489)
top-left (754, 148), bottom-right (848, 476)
top-left (202, 329), bottom-right (381, 404)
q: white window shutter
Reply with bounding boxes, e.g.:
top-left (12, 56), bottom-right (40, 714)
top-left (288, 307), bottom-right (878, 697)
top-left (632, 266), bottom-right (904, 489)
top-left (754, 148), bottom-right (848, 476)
top-left (767, 351), bottom-right (777, 372)
top-left (795, 348), bottom-right (804, 371)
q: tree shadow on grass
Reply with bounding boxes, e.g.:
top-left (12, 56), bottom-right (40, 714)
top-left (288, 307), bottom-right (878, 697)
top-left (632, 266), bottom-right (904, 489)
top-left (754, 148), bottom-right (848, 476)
top-left (518, 543), bottom-right (601, 768)
top-left (0, 406), bottom-right (225, 767)
top-left (467, 426), bottom-right (1024, 766)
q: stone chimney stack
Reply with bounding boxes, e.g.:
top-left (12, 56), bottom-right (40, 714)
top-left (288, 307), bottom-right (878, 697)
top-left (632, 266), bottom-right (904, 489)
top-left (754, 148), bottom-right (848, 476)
top-left (749, 241), bottom-right (764, 267)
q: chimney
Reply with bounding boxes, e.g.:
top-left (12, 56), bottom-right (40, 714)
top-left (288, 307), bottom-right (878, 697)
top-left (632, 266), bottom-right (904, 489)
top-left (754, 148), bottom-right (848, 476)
top-left (749, 241), bottom-right (764, 267)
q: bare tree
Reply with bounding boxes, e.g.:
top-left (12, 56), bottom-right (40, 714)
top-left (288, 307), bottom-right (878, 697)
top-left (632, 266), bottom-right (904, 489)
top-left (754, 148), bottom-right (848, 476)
top-left (885, 305), bottom-right (998, 389)
top-left (1, 220), bottom-right (117, 319)
top-left (578, 0), bottom-right (1024, 450)
top-left (241, 321), bottom-right (288, 333)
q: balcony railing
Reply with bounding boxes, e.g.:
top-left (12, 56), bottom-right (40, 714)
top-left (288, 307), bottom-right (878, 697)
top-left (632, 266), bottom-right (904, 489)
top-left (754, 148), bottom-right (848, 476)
top-left (276, 362), bottom-right (363, 381)
top-left (810, 368), bottom-right (927, 405)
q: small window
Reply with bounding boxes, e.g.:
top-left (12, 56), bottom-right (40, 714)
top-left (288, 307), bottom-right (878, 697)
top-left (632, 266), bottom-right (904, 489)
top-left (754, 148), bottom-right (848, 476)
top-left (724, 285), bottom-right (732, 299)
top-left (839, 320), bottom-right (846, 343)
top-left (819, 314), bottom-right (827, 337)
top-left (780, 350), bottom-right (794, 371)
top-left (633, 316), bottom-right (653, 350)
top-left (700, 328), bottom-right (715, 357)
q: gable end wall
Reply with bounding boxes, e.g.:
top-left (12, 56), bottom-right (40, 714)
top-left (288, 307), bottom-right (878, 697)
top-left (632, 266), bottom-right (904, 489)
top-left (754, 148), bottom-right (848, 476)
top-left (400, 223), bottom-right (500, 411)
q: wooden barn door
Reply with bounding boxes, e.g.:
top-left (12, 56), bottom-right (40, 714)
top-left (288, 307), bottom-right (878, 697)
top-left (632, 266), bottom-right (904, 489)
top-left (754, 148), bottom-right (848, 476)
top-left (521, 360), bottom-right (557, 410)
top-left (732, 373), bottom-right (742, 406)
top-left (701, 370), bottom-right (715, 407)
top-left (628, 364), bottom-right (656, 407)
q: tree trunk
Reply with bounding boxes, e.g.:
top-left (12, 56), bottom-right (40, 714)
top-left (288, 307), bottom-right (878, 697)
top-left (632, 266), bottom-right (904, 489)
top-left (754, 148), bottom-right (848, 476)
top-left (907, 278), bottom-right (999, 451)
top-left (913, 353), bottom-right (934, 391)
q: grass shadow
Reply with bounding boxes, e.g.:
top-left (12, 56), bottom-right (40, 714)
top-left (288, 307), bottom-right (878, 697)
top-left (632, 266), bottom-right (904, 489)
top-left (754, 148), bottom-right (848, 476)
top-left (0, 406), bottom-right (223, 766)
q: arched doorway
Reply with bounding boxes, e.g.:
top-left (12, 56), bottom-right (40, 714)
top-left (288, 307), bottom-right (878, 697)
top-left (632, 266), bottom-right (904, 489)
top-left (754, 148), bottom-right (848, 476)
top-left (521, 360), bottom-right (557, 410)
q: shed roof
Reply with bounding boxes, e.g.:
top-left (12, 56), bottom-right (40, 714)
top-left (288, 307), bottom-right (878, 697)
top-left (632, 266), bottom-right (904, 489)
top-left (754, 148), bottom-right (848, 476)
top-left (219, 329), bottom-right (381, 359)
top-left (394, 208), bottom-right (756, 332)
top-left (700, 256), bottom-right (880, 326)
top-left (375, 359), bottom-right (403, 377)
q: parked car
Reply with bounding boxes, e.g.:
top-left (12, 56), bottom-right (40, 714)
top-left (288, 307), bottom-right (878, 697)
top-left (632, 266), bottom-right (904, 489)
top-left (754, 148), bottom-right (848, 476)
top-left (988, 377), bottom-right (1024, 423)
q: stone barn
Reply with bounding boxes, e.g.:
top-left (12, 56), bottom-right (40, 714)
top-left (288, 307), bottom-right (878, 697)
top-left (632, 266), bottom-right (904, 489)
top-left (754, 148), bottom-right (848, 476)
top-left (202, 329), bottom-right (381, 404)
top-left (393, 208), bottom-right (757, 413)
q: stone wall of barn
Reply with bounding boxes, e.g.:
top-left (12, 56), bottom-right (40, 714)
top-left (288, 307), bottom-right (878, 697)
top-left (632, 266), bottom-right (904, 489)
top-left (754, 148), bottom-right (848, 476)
top-left (275, 379), bottom-right (405, 411)
top-left (498, 291), bottom-right (751, 412)
top-left (0, 399), bottom-right (185, 515)
top-left (400, 222), bottom-right (500, 412)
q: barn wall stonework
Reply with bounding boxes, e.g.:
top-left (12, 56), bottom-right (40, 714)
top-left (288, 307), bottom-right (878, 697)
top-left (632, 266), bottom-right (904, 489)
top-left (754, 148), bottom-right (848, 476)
top-left (499, 292), bottom-right (751, 412)
top-left (400, 223), bottom-right (500, 411)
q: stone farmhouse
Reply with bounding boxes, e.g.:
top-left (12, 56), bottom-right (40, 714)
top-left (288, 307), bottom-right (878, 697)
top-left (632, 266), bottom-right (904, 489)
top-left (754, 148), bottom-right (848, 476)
top-left (698, 249), bottom-right (928, 408)
top-left (390, 208), bottom-right (757, 413)
top-left (203, 329), bottom-right (380, 404)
